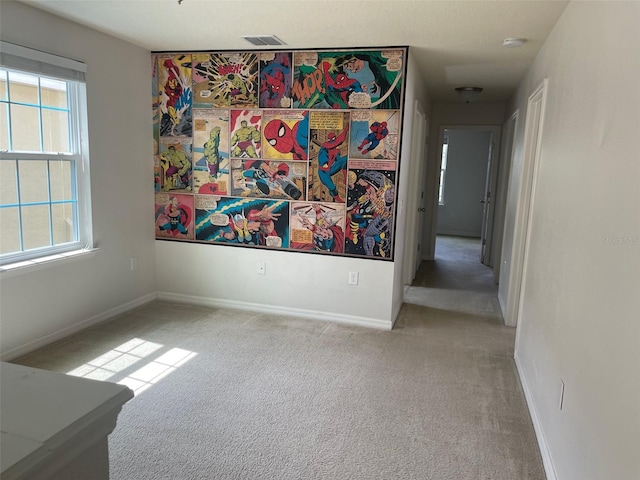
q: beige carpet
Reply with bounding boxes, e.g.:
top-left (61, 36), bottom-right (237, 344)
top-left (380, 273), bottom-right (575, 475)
top-left (13, 238), bottom-right (545, 479)
top-left (406, 235), bottom-right (502, 317)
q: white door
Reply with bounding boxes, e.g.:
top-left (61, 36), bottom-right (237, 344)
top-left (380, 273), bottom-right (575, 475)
top-left (403, 101), bottom-right (427, 286)
top-left (480, 127), bottom-right (502, 266)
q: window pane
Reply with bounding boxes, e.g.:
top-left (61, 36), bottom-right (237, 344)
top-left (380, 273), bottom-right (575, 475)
top-left (21, 204), bottom-right (51, 250)
top-left (10, 104), bottom-right (41, 151)
top-left (0, 206), bottom-right (21, 254)
top-left (0, 160), bottom-right (18, 205)
top-left (49, 160), bottom-right (73, 202)
top-left (0, 103), bottom-right (8, 150)
top-left (18, 160), bottom-right (49, 203)
top-left (0, 70), bottom-right (7, 101)
top-left (42, 109), bottom-right (70, 152)
top-left (8, 71), bottom-right (39, 105)
top-left (40, 78), bottom-right (68, 108)
top-left (52, 202), bottom-right (76, 245)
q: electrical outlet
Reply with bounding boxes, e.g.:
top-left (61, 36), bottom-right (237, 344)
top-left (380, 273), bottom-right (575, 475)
top-left (257, 262), bottom-right (266, 275)
top-left (130, 257), bottom-right (138, 271)
top-left (348, 271), bottom-right (359, 285)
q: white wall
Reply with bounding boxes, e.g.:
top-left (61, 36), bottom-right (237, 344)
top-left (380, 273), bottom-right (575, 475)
top-left (392, 48), bottom-right (430, 321)
top-left (436, 129), bottom-right (492, 237)
top-left (505, 2), bottom-right (640, 479)
top-left (423, 102), bottom-right (506, 259)
top-left (0, 2), bottom-right (156, 358)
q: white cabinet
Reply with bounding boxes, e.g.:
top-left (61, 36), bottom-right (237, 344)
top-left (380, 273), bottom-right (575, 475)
top-left (1, 362), bottom-right (133, 480)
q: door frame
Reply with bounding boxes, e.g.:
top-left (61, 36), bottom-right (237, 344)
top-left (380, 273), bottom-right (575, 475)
top-left (505, 79), bottom-right (548, 328)
top-left (433, 125), bottom-right (501, 263)
top-left (493, 110), bottom-right (519, 283)
top-left (402, 100), bottom-right (428, 286)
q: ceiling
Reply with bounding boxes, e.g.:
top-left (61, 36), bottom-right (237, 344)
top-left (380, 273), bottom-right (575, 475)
top-left (17, 0), bottom-right (569, 103)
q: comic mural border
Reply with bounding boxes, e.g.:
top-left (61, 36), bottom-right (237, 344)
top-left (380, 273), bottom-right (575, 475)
top-left (153, 46), bottom-right (409, 261)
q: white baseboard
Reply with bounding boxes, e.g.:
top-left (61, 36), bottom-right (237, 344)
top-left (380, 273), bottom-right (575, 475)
top-left (157, 291), bottom-right (393, 331)
top-left (1, 293), bottom-right (158, 361)
top-left (514, 352), bottom-right (558, 480)
top-left (436, 231), bottom-right (481, 238)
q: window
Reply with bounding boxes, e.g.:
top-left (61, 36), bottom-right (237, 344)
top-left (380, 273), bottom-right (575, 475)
top-left (438, 134), bottom-right (448, 205)
top-left (0, 42), bottom-right (92, 267)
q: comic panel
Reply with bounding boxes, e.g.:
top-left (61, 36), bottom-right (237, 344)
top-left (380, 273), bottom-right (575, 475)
top-left (152, 56), bottom-right (159, 155)
top-left (308, 111), bottom-right (350, 203)
top-left (158, 138), bottom-right (193, 193)
top-left (230, 159), bottom-right (307, 200)
top-left (155, 193), bottom-right (194, 240)
top-left (262, 110), bottom-right (309, 161)
top-left (195, 196), bottom-right (290, 248)
top-left (157, 54), bottom-right (192, 137)
top-left (345, 168), bottom-right (396, 259)
top-left (292, 50), bottom-right (404, 110)
top-left (290, 202), bottom-right (346, 253)
top-left (230, 110), bottom-right (262, 159)
top-left (194, 53), bottom-right (258, 108)
top-left (192, 54), bottom-right (216, 109)
top-left (259, 52), bottom-right (293, 109)
top-left (349, 110), bottom-right (400, 161)
top-left (193, 109), bottom-right (230, 195)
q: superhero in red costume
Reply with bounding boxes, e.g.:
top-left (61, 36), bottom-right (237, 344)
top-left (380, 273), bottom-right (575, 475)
top-left (247, 204), bottom-right (281, 245)
top-left (163, 59), bottom-right (183, 126)
top-left (317, 124), bottom-right (349, 202)
top-left (264, 111), bottom-right (309, 160)
top-left (322, 61), bottom-right (363, 109)
top-left (357, 121), bottom-right (388, 155)
top-left (298, 204), bottom-right (344, 252)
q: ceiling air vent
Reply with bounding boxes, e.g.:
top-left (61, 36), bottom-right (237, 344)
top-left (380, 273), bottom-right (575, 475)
top-left (242, 35), bottom-right (286, 46)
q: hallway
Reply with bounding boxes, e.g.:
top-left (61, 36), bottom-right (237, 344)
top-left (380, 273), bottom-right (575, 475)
top-left (403, 235), bottom-right (502, 319)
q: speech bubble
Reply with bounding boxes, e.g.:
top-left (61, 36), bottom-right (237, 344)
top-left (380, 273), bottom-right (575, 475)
top-left (266, 236), bottom-right (282, 248)
top-left (348, 92), bottom-right (372, 109)
top-left (209, 213), bottom-right (229, 226)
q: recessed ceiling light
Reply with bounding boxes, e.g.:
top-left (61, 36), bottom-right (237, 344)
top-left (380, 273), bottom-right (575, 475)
top-left (502, 38), bottom-right (527, 48)
top-left (242, 35), bottom-right (286, 46)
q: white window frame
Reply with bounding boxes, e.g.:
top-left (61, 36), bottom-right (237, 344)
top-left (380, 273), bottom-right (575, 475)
top-left (0, 41), bottom-right (93, 268)
top-left (438, 139), bottom-right (448, 205)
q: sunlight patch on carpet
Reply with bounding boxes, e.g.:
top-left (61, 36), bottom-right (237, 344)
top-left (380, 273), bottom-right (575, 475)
top-left (67, 338), bottom-right (197, 396)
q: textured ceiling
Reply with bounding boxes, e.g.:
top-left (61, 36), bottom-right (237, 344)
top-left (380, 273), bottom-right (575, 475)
top-left (16, 0), bottom-right (569, 102)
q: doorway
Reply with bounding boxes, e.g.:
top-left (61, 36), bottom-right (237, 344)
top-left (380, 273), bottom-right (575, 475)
top-left (434, 125), bottom-right (502, 268)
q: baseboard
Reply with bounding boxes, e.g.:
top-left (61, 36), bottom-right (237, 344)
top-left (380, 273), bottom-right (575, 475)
top-left (157, 291), bottom-right (393, 331)
top-left (514, 352), bottom-right (558, 480)
top-left (391, 295), bottom-right (403, 329)
top-left (436, 230), bottom-right (481, 238)
top-left (1, 293), bottom-right (158, 361)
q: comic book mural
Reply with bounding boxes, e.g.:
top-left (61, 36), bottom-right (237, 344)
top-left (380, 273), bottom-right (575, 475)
top-left (153, 47), bottom-right (407, 260)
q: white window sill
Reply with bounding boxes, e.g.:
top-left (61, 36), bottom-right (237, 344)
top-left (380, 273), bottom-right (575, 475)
top-left (0, 248), bottom-right (99, 279)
